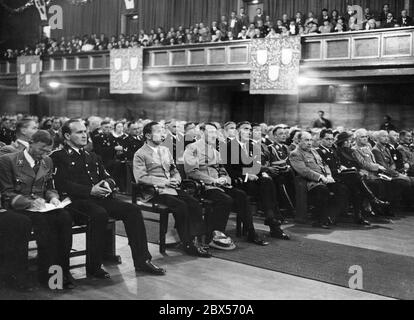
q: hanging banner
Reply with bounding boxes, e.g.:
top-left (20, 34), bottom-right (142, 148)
top-left (124, 0), bottom-right (135, 10)
top-left (110, 48), bottom-right (143, 94)
top-left (34, 0), bottom-right (48, 21)
top-left (250, 37), bottom-right (301, 95)
top-left (17, 55), bottom-right (41, 95)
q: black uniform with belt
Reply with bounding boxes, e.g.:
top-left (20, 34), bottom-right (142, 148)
top-left (317, 145), bottom-right (364, 220)
top-left (51, 145), bottom-right (152, 274)
top-left (122, 135), bottom-right (144, 162)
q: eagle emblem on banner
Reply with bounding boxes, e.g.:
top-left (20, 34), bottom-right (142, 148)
top-left (110, 48), bottom-right (143, 94)
top-left (249, 37), bottom-right (301, 95)
top-left (17, 55), bottom-right (41, 95)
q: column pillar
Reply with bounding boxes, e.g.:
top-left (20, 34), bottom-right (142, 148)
top-left (405, 0), bottom-right (410, 11)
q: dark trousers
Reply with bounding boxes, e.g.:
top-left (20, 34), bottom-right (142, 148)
top-left (308, 183), bottom-right (348, 223)
top-left (203, 189), bottom-right (232, 236)
top-left (21, 209), bottom-right (72, 281)
top-left (245, 176), bottom-right (282, 221)
top-left (337, 172), bottom-right (364, 217)
top-left (269, 169), bottom-right (296, 210)
top-left (68, 198), bottom-right (151, 273)
top-left (203, 187), bottom-right (254, 236)
top-left (154, 190), bottom-right (206, 244)
top-left (0, 211), bottom-right (31, 279)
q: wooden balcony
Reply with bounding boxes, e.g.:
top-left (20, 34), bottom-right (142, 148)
top-left (1, 27), bottom-right (414, 87)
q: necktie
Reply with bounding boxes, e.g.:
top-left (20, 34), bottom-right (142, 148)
top-left (33, 160), bottom-right (40, 175)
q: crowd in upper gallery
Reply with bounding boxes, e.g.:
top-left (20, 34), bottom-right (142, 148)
top-left (1, 4), bottom-right (413, 59)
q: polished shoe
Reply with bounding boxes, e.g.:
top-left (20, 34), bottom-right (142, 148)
top-left (264, 218), bottom-right (282, 227)
top-left (135, 260), bottom-right (166, 276)
top-left (87, 268), bottom-right (111, 279)
top-left (363, 209), bottom-right (376, 217)
top-left (373, 198), bottom-right (390, 207)
top-left (185, 243), bottom-right (212, 258)
top-left (355, 218), bottom-right (371, 226)
top-left (312, 221), bottom-right (331, 229)
top-left (63, 272), bottom-right (76, 290)
top-left (326, 217), bottom-right (336, 226)
top-left (270, 226), bottom-right (290, 240)
top-left (247, 233), bottom-right (270, 246)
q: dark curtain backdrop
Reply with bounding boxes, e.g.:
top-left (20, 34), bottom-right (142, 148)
top-left (263, 0), bottom-right (406, 19)
top-left (0, 0), bottom-right (40, 50)
top-left (0, 0), bottom-right (408, 50)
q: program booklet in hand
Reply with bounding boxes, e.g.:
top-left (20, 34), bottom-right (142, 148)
top-left (28, 198), bottom-right (72, 213)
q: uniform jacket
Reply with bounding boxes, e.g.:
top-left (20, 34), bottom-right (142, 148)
top-left (289, 147), bottom-right (332, 191)
top-left (50, 145), bottom-right (114, 200)
top-left (225, 138), bottom-right (262, 181)
top-left (316, 145), bottom-right (341, 177)
top-left (122, 135), bottom-right (144, 161)
top-left (372, 143), bottom-right (399, 177)
top-left (397, 143), bottom-right (414, 167)
top-left (133, 143), bottom-right (181, 198)
top-left (352, 144), bottom-right (381, 179)
top-left (183, 139), bottom-right (231, 189)
top-left (0, 151), bottom-right (58, 210)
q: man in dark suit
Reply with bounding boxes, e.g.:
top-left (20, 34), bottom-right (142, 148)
top-left (0, 130), bottom-right (74, 289)
top-left (48, 117), bottom-right (63, 150)
top-left (0, 117), bottom-right (15, 145)
top-left (229, 11), bottom-right (241, 38)
top-left (313, 110), bottom-right (332, 129)
top-left (253, 8), bottom-right (265, 26)
top-left (122, 122), bottom-right (144, 162)
top-left (289, 131), bottom-right (348, 228)
top-left (133, 122), bottom-right (211, 257)
top-left (51, 120), bottom-right (165, 278)
top-left (184, 122), bottom-right (269, 247)
top-left (397, 9), bottom-right (413, 26)
top-left (163, 119), bottom-right (184, 164)
top-left (239, 7), bottom-right (250, 28)
top-left (0, 208), bottom-right (32, 290)
top-left (316, 129), bottom-right (369, 225)
top-left (225, 122), bottom-right (289, 239)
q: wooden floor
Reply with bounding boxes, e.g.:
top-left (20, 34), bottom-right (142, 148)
top-left (6, 209), bottom-right (414, 300)
top-left (0, 236), bottom-right (392, 300)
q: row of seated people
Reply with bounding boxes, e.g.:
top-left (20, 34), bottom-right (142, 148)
top-left (1, 116), bottom-right (414, 292)
top-left (2, 4), bottom-right (412, 58)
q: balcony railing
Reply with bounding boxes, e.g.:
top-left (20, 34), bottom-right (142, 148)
top-left (1, 27), bottom-right (414, 83)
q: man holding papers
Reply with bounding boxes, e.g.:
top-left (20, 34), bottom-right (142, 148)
top-left (0, 130), bottom-right (74, 289)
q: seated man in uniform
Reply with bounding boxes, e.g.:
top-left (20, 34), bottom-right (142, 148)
top-left (122, 122), bottom-right (145, 162)
top-left (372, 130), bottom-right (412, 208)
top-left (51, 120), bottom-right (165, 279)
top-left (225, 122), bottom-right (289, 239)
top-left (316, 129), bottom-right (370, 225)
top-left (397, 131), bottom-right (414, 176)
top-left (184, 122), bottom-right (269, 248)
top-left (133, 122), bottom-right (212, 257)
top-left (253, 124), bottom-right (296, 217)
top-left (289, 131), bottom-right (348, 228)
top-left (0, 130), bottom-right (74, 289)
top-left (353, 129), bottom-right (397, 216)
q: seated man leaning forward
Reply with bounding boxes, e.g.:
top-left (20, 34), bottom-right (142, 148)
top-left (51, 119), bottom-right (166, 278)
top-left (0, 130), bottom-right (74, 289)
top-left (133, 121), bottom-right (212, 257)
